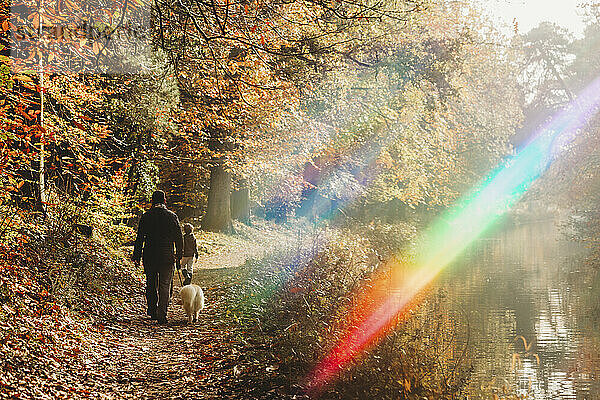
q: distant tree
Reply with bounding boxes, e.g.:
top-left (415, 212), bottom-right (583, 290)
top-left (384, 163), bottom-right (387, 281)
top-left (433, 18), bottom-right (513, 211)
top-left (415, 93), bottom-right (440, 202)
top-left (550, 6), bottom-right (600, 222)
top-left (517, 9), bottom-right (600, 238)
top-left (513, 22), bottom-right (575, 147)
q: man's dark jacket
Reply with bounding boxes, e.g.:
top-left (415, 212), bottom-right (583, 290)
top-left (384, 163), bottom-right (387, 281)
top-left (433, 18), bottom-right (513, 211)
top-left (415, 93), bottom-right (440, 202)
top-left (132, 204), bottom-right (183, 268)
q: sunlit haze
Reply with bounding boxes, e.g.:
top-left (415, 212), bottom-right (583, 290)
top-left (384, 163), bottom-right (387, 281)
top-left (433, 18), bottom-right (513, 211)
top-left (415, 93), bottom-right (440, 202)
top-left (477, 0), bottom-right (586, 36)
top-left (5, 0), bottom-right (600, 398)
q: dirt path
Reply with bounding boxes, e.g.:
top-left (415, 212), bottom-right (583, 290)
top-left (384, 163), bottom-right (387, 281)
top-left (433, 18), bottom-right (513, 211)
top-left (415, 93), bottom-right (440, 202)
top-left (195, 220), bottom-right (306, 269)
top-left (1, 221), bottom-right (317, 400)
top-left (75, 272), bottom-right (249, 399)
top-left (64, 221), bottom-right (315, 399)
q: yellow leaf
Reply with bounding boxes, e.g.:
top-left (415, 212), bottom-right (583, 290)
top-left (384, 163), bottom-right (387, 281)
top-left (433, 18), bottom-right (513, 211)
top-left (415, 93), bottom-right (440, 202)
top-left (33, 13), bottom-right (40, 30)
top-left (14, 74), bottom-right (33, 82)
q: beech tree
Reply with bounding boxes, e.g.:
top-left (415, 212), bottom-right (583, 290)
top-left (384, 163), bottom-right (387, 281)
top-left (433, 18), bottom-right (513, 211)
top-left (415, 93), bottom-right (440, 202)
top-left (2, 0), bottom-right (151, 212)
top-left (152, 0), bottom-right (427, 231)
top-left (266, 1), bottom-right (522, 218)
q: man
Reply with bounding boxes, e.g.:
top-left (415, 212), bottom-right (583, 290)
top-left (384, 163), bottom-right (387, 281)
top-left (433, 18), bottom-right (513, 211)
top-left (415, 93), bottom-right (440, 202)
top-left (132, 190), bottom-right (183, 324)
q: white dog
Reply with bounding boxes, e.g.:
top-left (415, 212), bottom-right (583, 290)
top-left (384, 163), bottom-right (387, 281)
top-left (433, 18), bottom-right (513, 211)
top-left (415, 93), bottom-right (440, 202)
top-left (179, 284), bottom-right (205, 323)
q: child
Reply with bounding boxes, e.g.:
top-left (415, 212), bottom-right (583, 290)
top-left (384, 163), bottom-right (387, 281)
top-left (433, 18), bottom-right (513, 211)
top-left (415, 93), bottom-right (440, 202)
top-left (181, 223), bottom-right (198, 285)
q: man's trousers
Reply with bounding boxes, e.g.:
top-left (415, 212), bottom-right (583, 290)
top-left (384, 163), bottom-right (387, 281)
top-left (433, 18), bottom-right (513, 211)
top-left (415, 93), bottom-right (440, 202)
top-left (144, 263), bottom-right (174, 321)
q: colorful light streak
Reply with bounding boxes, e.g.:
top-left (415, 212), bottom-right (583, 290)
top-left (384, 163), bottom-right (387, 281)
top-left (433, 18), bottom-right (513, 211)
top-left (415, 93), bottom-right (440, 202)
top-left (305, 76), bottom-right (600, 395)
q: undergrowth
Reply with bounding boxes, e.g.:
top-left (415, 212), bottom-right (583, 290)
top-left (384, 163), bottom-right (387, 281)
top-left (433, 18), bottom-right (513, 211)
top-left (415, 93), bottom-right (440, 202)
top-left (0, 194), bottom-right (139, 398)
top-left (224, 223), bottom-right (471, 399)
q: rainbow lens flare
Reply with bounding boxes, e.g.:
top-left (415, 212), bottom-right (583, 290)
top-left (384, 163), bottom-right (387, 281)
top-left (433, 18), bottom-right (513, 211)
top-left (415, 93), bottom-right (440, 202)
top-left (304, 76), bottom-right (600, 395)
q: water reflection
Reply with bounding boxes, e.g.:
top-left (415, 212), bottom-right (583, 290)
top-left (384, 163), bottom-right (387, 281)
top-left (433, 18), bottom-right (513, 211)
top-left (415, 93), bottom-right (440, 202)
top-left (438, 219), bottom-right (600, 399)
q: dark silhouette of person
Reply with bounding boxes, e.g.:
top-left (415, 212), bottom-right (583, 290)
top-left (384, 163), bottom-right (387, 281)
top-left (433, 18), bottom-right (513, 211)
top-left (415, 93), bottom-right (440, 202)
top-left (132, 190), bottom-right (183, 324)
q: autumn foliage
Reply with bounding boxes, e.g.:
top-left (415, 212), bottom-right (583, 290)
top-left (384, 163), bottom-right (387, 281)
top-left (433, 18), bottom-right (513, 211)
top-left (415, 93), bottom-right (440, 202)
top-left (0, 0), bottom-right (548, 397)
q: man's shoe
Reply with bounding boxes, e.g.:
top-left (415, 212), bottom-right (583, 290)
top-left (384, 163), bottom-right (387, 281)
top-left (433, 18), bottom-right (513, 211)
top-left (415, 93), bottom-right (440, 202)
top-left (157, 318), bottom-right (168, 325)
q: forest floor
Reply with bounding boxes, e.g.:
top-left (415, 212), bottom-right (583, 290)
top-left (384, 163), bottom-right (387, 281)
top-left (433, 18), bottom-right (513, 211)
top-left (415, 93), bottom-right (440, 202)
top-left (65, 219), bottom-right (309, 399)
top-left (71, 269), bottom-right (256, 399)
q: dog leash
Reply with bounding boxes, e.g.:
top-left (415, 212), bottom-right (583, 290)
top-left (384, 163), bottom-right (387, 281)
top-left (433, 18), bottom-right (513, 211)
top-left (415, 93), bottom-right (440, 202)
top-left (176, 260), bottom-right (184, 286)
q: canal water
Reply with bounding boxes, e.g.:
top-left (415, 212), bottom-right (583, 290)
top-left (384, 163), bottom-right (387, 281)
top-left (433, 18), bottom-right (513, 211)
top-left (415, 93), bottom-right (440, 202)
top-left (437, 219), bottom-right (600, 399)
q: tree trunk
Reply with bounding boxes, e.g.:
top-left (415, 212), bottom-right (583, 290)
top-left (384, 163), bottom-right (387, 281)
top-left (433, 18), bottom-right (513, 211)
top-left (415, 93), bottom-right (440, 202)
top-left (231, 184), bottom-right (250, 223)
top-left (38, 7), bottom-right (46, 214)
top-left (201, 164), bottom-right (232, 232)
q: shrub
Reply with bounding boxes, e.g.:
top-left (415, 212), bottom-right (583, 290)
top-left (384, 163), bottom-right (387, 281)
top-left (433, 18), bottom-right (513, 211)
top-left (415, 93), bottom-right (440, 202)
top-left (228, 225), bottom-right (470, 399)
